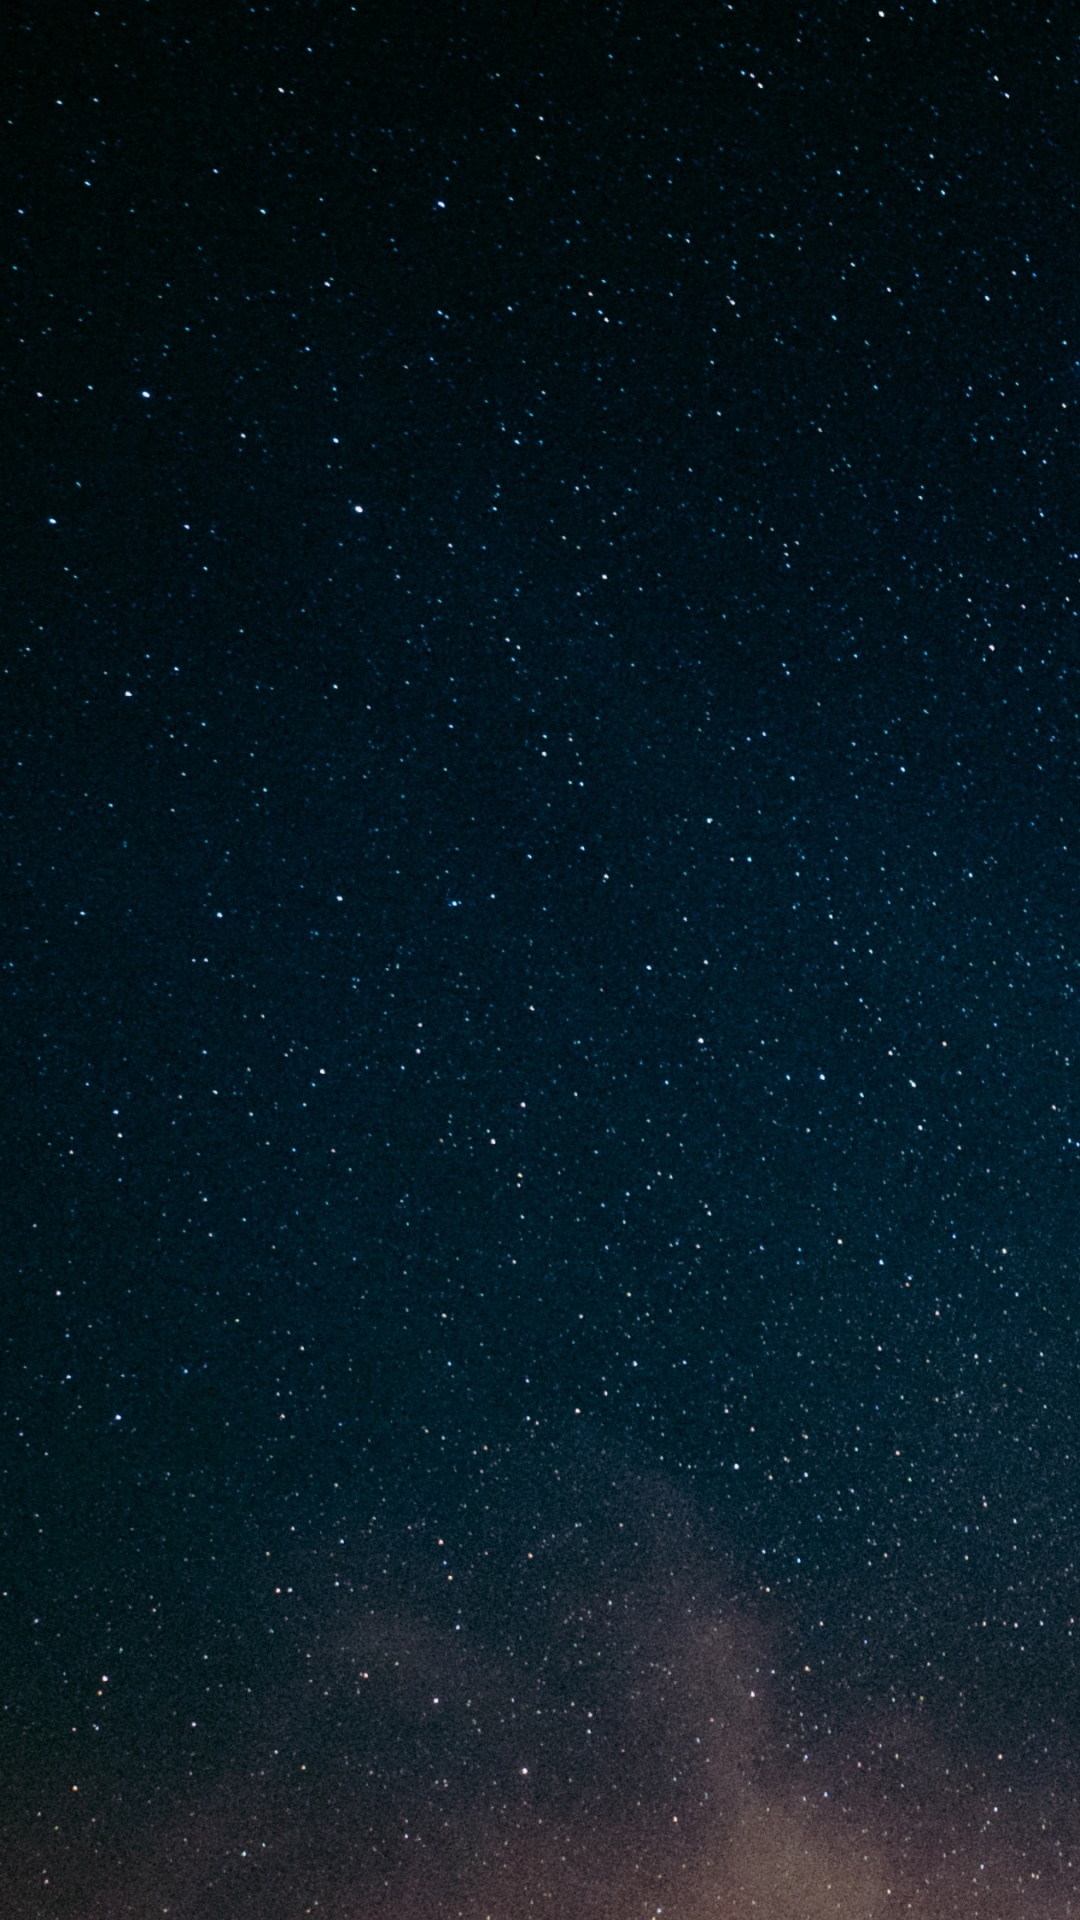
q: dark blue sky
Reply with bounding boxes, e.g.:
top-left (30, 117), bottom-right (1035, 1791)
top-left (4, 3), bottom-right (1080, 1913)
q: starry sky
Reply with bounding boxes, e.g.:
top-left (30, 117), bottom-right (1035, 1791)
top-left (4, 1), bottom-right (1080, 1913)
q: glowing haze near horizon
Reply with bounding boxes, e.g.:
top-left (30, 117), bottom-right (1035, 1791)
top-left (9, 1450), bottom-right (1080, 1918)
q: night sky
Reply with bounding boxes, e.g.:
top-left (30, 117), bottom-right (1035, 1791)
top-left (4, 2), bottom-right (1080, 1914)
